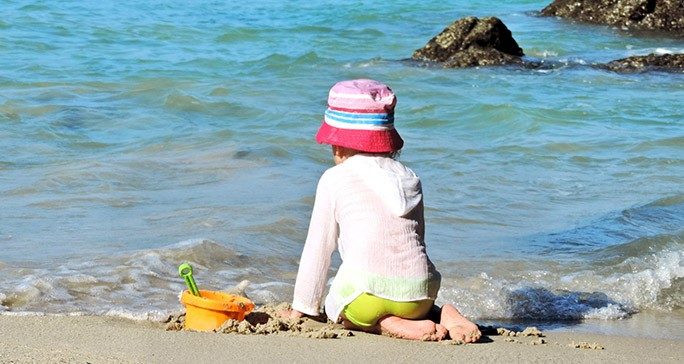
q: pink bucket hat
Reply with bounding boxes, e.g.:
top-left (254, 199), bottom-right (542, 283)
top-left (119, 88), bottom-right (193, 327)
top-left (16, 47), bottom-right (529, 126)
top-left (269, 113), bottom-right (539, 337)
top-left (315, 79), bottom-right (404, 153)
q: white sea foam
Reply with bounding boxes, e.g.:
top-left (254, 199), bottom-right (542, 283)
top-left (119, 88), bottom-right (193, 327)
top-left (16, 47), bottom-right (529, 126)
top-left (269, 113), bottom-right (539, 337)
top-left (438, 244), bottom-right (682, 322)
top-left (531, 50), bottom-right (559, 58)
top-left (582, 303), bottom-right (629, 320)
top-left (655, 48), bottom-right (674, 55)
top-left (607, 249), bottom-right (683, 310)
top-left (0, 311), bottom-right (46, 317)
top-left (557, 57), bottom-right (588, 66)
top-left (104, 308), bottom-right (172, 322)
top-left (628, 47), bottom-right (684, 57)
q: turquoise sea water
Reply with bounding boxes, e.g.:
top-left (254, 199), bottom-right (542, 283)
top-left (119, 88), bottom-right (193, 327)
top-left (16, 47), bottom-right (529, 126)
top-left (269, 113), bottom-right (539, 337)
top-left (1, 1), bottom-right (682, 338)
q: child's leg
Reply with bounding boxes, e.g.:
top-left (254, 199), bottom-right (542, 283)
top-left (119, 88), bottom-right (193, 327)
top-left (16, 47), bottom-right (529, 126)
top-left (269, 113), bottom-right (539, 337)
top-left (376, 315), bottom-right (447, 341)
top-left (342, 314), bottom-right (448, 341)
top-left (438, 304), bottom-right (481, 343)
top-left (341, 293), bottom-right (447, 341)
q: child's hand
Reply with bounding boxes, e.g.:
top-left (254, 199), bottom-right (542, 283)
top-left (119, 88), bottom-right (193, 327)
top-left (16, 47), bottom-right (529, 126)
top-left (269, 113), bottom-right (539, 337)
top-left (277, 308), bottom-right (305, 320)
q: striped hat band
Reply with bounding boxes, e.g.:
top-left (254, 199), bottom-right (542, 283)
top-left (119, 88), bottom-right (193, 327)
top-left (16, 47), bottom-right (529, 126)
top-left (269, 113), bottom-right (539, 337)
top-left (323, 107), bottom-right (395, 131)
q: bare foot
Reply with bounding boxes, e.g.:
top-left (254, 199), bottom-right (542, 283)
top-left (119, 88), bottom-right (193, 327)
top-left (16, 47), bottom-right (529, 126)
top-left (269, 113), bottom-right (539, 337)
top-left (440, 304), bottom-right (481, 343)
top-left (277, 308), bottom-right (304, 320)
top-left (376, 315), bottom-right (448, 341)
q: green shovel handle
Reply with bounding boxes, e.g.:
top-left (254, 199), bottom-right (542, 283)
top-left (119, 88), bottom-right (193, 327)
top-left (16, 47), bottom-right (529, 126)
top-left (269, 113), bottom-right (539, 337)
top-left (178, 263), bottom-right (200, 297)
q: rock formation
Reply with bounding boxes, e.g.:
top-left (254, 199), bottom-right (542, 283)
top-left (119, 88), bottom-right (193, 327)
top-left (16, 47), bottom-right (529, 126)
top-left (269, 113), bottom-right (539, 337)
top-left (541, 0), bottom-right (684, 34)
top-left (412, 17), bottom-right (524, 68)
top-left (602, 53), bottom-right (684, 72)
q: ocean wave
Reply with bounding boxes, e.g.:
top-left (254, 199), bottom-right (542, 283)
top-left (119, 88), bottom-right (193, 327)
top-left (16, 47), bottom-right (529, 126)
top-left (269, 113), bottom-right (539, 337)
top-left (528, 195), bottom-right (684, 255)
top-left (240, 51), bottom-right (337, 73)
top-left (593, 232), bottom-right (683, 267)
top-left (0, 234), bottom-right (681, 323)
top-left (438, 243), bottom-right (681, 322)
top-left (631, 136), bottom-right (684, 151)
top-left (215, 27), bottom-right (264, 43)
top-left (0, 239), bottom-right (290, 320)
top-left (437, 196), bottom-right (684, 321)
top-left (162, 90), bottom-right (249, 115)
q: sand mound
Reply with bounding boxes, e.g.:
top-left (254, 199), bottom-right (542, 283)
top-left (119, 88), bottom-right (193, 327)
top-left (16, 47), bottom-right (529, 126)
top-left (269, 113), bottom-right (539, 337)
top-left (165, 303), bottom-right (354, 339)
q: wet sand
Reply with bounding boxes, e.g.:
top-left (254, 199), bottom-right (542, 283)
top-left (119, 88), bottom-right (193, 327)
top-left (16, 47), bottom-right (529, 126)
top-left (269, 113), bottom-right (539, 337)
top-left (1, 314), bottom-right (682, 363)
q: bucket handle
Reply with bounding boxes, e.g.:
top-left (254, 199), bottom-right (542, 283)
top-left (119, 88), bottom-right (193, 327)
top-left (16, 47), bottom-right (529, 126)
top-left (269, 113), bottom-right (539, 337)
top-left (178, 263), bottom-right (201, 297)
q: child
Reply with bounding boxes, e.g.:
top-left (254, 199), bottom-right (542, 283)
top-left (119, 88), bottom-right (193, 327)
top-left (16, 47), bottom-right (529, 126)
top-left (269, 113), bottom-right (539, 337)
top-left (281, 79), bottom-right (481, 342)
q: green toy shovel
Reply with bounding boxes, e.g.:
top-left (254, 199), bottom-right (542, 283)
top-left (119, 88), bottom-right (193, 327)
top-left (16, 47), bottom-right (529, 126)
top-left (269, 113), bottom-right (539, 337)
top-left (178, 262), bottom-right (201, 297)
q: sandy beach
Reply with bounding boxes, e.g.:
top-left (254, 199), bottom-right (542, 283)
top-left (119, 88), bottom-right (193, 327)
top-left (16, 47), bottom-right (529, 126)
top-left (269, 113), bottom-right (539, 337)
top-left (1, 315), bottom-right (681, 363)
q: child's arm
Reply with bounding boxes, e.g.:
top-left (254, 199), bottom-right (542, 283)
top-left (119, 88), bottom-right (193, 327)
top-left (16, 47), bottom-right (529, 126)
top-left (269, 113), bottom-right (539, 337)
top-left (290, 173), bottom-right (338, 317)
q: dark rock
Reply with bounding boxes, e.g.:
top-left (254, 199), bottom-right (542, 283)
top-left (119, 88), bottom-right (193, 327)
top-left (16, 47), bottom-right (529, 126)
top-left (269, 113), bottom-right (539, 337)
top-left (541, 0), bottom-right (684, 34)
top-left (602, 53), bottom-right (684, 72)
top-left (412, 16), bottom-right (524, 68)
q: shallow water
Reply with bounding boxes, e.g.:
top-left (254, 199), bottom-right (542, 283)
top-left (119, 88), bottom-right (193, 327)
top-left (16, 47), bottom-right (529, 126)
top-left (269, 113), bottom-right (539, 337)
top-left (1, 0), bottom-right (682, 338)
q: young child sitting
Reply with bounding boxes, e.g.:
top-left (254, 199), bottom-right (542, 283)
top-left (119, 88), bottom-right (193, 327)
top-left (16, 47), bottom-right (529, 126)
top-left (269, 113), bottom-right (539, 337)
top-left (280, 79), bottom-right (481, 342)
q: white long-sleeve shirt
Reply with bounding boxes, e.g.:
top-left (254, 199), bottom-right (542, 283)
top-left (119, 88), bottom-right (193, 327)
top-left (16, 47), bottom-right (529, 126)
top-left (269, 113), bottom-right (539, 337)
top-left (291, 154), bottom-right (441, 322)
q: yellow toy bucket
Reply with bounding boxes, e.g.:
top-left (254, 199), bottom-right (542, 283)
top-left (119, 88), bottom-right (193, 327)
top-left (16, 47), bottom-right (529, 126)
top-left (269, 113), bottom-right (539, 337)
top-left (180, 289), bottom-right (255, 332)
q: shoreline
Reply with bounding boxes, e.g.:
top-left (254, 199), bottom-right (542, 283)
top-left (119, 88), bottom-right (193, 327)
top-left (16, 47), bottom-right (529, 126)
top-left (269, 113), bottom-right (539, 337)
top-left (1, 315), bottom-right (681, 363)
top-left (477, 308), bottom-right (684, 341)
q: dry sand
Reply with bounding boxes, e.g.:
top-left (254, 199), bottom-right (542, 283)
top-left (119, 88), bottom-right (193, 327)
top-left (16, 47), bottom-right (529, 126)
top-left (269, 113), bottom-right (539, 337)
top-left (1, 312), bottom-right (682, 363)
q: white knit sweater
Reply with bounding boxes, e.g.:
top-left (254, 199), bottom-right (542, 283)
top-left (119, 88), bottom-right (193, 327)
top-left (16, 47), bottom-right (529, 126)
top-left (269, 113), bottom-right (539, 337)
top-left (291, 154), bottom-right (441, 322)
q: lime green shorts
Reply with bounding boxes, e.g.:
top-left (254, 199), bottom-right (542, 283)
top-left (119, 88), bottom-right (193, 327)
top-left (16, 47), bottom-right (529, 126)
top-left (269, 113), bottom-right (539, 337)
top-left (342, 293), bottom-right (434, 328)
